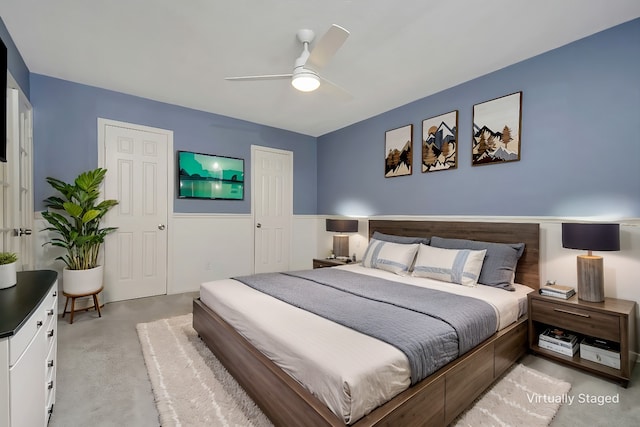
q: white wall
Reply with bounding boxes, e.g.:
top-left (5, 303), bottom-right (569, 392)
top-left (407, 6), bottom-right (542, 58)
top-left (318, 216), bottom-right (640, 302)
top-left (37, 213), bottom-right (638, 304)
top-left (36, 213), bottom-right (638, 356)
top-left (35, 213), bottom-right (318, 298)
top-left (169, 214), bottom-right (317, 294)
top-left (318, 215), bottom-right (640, 357)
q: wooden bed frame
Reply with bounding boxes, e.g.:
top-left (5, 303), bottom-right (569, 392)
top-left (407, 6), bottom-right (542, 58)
top-left (193, 220), bottom-right (540, 426)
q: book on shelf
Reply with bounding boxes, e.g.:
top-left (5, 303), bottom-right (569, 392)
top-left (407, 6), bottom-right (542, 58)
top-left (539, 328), bottom-right (578, 349)
top-left (538, 338), bottom-right (579, 356)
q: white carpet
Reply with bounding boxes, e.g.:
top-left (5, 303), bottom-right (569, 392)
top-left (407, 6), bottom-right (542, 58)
top-left (136, 313), bottom-right (272, 427)
top-left (453, 364), bottom-right (571, 426)
top-left (137, 314), bottom-right (570, 426)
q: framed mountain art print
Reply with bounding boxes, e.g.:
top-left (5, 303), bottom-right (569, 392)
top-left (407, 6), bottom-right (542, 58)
top-left (472, 91), bottom-right (522, 166)
top-left (385, 124), bottom-right (413, 178)
top-left (422, 110), bottom-right (458, 173)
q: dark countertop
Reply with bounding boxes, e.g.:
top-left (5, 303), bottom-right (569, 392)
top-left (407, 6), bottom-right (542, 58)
top-left (0, 270), bottom-right (58, 339)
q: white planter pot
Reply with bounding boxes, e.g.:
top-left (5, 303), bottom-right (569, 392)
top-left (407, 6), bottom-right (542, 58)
top-left (63, 265), bottom-right (104, 295)
top-left (0, 262), bottom-right (17, 289)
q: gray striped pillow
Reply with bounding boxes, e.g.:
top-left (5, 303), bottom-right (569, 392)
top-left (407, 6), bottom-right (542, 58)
top-left (362, 239), bottom-right (419, 275)
top-left (412, 244), bottom-right (487, 286)
top-left (430, 236), bottom-right (525, 291)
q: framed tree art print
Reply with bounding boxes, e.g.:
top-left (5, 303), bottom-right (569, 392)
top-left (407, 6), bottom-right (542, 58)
top-left (472, 91), bottom-right (522, 166)
top-left (385, 124), bottom-right (413, 177)
top-left (422, 110), bottom-right (458, 172)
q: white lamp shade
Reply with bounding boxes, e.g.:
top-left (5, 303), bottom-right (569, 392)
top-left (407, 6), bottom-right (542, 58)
top-left (291, 72), bottom-right (320, 92)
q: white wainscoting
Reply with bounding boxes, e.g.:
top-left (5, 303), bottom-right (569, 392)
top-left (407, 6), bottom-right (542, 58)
top-left (170, 214), bottom-right (318, 294)
top-left (34, 212), bottom-right (640, 357)
top-left (34, 214), bottom-right (640, 305)
top-left (34, 216), bottom-right (66, 310)
top-left (320, 215), bottom-right (640, 360)
top-left (319, 216), bottom-right (640, 305)
top-left (34, 214), bottom-right (319, 301)
top-left (291, 215), bottom-right (319, 271)
top-left (170, 214), bottom-right (253, 295)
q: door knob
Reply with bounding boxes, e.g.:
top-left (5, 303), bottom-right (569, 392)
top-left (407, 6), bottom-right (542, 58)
top-left (256, 223), bottom-right (262, 228)
top-left (158, 224), bottom-right (166, 230)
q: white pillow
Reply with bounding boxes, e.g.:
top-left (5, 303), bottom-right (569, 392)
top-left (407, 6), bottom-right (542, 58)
top-left (361, 239), bottom-right (419, 275)
top-left (412, 244), bottom-right (487, 287)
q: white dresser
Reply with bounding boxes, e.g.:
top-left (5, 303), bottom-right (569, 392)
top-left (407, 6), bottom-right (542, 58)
top-left (0, 270), bottom-right (59, 427)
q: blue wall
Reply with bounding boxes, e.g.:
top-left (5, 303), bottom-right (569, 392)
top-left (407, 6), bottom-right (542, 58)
top-left (0, 17), bottom-right (29, 97)
top-left (30, 75), bottom-right (318, 214)
top-left (317, 19), bottom-right (640, 219)
top-left (16, 18), bottom-right (640, 218)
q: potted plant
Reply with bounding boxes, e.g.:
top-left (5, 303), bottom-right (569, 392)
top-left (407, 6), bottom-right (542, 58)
top-left (41, 168), bottom-right (118, 295)
top-left (0, 252), bottom-right (18, 289)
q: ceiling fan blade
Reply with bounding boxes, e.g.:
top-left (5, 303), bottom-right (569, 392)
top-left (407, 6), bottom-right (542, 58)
top-left (225, 73), bottom-right (292, 82)
top-left (320, 76), bottom-right (353, 101)
top-left (305, 24), bottom-right (350, 71)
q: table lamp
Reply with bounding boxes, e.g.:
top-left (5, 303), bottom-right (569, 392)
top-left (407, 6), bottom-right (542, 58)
top-left (325, 219), bottom-right (358, 259)
top-left (561, 222), bottom-right (620, 302)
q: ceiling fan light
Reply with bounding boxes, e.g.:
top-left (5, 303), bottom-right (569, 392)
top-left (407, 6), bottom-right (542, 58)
top-left (292, 73), bottom-right (320, 92)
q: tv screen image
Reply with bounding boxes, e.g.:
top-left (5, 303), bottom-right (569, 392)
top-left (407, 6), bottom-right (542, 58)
top-left (177, 151), bottom-right (244, 200)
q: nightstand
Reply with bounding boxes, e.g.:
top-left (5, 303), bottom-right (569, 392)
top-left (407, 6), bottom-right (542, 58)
top-left (528, 292), bottom-right (637, 387)
top-left (312, 258), bottom-right (348, 269)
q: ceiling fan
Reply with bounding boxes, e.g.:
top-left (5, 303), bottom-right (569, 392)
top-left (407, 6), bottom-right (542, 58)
top-left (225, 24), bottom-right (350, 94)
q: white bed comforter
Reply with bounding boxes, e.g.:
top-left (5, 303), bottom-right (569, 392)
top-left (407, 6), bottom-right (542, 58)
top-left (199, 264), bottom-right (532, 424)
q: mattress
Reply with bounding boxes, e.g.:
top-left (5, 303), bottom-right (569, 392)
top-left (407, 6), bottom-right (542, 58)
top-left (199, 264), bottom-right (532, 424)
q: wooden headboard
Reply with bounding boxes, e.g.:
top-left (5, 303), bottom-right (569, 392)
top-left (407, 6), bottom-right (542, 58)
top-left (368, 220), bottom-right (540, 290)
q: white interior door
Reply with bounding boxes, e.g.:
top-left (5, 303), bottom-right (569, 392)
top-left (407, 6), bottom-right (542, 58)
top-left (100, 120), bottom-right (171, 302)
top-left (252, 146), bottom-right (292, 273)
top-left (0, 81), bottom-right (34, 270)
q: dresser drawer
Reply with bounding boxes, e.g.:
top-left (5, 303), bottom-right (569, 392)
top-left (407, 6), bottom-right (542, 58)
top-left (9, 306), bottom-right (47, 366)
top-left (43, 287), bottom-right (57, 315)
top-left (9, 322), bottom-right (47, 427)
top-left (10, 288), bottom-right (57, 366)
top-left (46, 341), bottom-right (56, 381)
top-left (45, 299), bottom-right (57, 336)
top-left (531, 299), bottom-right (620, 342)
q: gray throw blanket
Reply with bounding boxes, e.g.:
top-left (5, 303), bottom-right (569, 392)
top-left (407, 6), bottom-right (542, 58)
top-left (233, 268), bottom-right (497, 384)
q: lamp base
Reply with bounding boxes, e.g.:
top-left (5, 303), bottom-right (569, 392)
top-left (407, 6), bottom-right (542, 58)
top-left (333, 235), bottom-right (349, 259)
top-left (577, 255), bottom-right (604, 302)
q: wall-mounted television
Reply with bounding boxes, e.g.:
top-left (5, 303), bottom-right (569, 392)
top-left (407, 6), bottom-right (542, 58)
top-left (1, 35), bottom-right (7, 163)
top-left (177, 151), bottom-right (244, 200)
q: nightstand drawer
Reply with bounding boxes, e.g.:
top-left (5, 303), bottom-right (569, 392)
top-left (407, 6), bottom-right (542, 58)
top-left (531, 299), bottom-right (620, 342)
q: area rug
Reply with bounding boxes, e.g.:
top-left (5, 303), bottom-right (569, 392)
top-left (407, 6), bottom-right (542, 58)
top-left (452, 363), bottom-right (571, 426)
top-left (137, 314), bottom-right (570, 426)
top-left (136, 313), bottom-right (272, 426)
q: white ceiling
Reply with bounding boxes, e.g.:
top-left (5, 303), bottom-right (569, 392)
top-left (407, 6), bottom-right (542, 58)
top-left (2, 0), bottom-right (639, 137)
